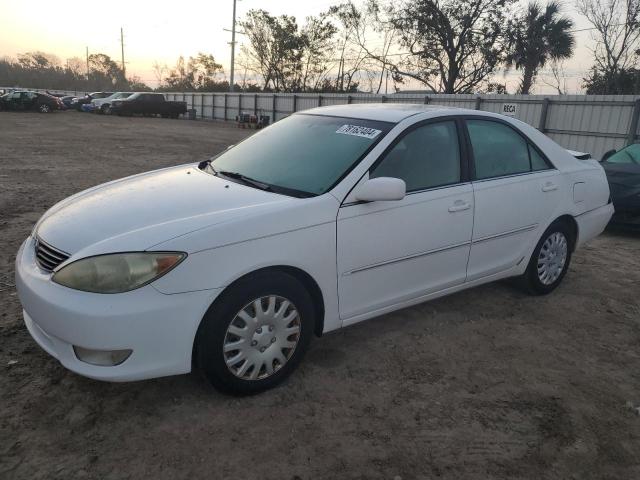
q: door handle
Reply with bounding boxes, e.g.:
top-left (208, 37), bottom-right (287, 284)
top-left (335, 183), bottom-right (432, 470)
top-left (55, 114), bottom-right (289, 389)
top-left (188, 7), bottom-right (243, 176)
top-left (448, 200), bottom-right (471, 212)
top-left (542, 182), bottom-right (558, 192)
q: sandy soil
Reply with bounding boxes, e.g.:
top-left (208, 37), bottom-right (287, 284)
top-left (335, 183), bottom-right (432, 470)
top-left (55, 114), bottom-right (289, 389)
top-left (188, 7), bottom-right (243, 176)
top-left (1, 111), bottom-right (639, 480)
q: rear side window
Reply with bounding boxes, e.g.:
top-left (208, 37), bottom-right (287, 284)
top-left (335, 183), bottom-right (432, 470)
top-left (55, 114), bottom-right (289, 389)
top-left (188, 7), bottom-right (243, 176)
top-left (467, 120), bottom-right (551, 180)
top-left (467, 120), bottom-right (530, 179)
top-left (529, 145), bottom-right (549, 171)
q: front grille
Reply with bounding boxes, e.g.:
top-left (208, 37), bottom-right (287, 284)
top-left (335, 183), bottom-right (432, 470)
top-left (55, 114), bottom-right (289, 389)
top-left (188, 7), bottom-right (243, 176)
top-left (34, 237), bottom-right (70, 272)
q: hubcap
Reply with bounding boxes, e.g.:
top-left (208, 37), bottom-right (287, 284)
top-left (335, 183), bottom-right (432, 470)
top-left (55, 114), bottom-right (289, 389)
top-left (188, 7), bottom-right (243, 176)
top-left (537, 231), bottom-right (568, 285)
top-left (223, 295), bottom-right (301, 381)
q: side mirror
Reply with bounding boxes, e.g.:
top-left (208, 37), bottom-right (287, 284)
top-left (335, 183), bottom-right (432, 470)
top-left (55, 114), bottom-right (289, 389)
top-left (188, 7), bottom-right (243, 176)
top-left (601, 149), bottom-right (616, 162)
top-left (355, 177), bottom-right (406, 202)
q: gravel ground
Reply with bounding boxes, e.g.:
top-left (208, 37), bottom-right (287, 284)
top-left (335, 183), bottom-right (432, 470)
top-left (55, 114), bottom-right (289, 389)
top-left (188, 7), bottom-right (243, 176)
top-left (1, 111), bottom-right (640, 480)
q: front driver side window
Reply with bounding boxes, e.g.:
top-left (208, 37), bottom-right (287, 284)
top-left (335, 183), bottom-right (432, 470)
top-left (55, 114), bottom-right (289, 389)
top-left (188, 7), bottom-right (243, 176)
top-left (370, 121), bottom-right (461, 192)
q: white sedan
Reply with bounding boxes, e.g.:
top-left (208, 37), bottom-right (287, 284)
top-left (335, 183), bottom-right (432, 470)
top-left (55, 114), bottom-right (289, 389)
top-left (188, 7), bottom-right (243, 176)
top-left (15, 104), bottom-right (613, 394)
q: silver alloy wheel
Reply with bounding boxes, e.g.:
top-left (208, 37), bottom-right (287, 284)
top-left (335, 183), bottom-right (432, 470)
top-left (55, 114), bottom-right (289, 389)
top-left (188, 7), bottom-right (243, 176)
top-left (39, 104), bottom-right (50, 113)
top-left (223, 295), bottom-right (301, 381)
top-left (537, 231), bottom-right (568, 285)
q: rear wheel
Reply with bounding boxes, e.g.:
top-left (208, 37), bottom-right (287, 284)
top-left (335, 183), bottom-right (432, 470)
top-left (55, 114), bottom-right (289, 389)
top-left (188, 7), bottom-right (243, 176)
top-left (38, 103), bottom-right (51, 113)
top-left (522, 220), bottom-right (574, 295)
top-left (195, 271), bottom-right (315, 395)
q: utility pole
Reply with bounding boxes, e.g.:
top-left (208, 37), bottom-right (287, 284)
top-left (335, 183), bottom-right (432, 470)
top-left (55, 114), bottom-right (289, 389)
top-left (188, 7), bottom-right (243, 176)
top-left (229, 0), bottom-right (237, 92)
top-left (120, 27), bottom-right (126, 78)
top-left (86, 46), bottom-right (89, 80)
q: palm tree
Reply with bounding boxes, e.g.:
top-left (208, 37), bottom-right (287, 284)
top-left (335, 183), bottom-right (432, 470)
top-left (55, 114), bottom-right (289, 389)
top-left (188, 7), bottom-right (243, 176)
top-left (506, 1), bottom-right (575, 94)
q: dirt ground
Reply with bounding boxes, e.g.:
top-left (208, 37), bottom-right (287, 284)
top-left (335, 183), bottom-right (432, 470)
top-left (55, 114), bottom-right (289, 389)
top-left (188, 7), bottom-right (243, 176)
top-left (1, 111), bottom-right (639, 480)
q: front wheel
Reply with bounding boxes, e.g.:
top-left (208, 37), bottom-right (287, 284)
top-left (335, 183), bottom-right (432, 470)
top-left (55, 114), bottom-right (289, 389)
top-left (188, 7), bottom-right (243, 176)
top-left (195, 271), bottom-right (315, 395)
top-left (522, 221), bottom-right (574, 295)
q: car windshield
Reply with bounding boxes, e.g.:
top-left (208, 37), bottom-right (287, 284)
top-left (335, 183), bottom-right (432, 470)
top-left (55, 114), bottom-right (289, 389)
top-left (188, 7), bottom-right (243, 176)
top-left (606, 144), bottom-right (640, 165)
top-left (210, 114), bottom-right (392, 197)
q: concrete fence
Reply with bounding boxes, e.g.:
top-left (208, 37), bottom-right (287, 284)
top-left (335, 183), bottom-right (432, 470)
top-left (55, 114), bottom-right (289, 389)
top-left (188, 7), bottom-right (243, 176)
top-left (5, 86), bottom-right (639, 158)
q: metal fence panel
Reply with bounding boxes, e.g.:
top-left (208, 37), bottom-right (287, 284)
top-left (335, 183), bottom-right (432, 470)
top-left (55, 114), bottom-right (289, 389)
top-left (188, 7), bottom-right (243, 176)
top-left (157, 92), bottom-right (640, 156)
top-left (10, 86), bottom-right (640, 157)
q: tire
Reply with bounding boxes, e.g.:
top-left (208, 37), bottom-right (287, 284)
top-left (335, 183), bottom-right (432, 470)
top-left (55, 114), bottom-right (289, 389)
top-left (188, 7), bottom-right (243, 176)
top-left (38, 103), bottom-right (51, 113)
top-left (103, 105), bottom-right (111, 115)
top-left (195, 271), bottom-right (315, 395)
top-left (522, 220), bottom-right (574, 295)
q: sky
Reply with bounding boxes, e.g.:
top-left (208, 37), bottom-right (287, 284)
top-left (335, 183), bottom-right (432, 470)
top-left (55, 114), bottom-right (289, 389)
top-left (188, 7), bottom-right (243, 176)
top-left (0, 0), bottom-right (598, 93)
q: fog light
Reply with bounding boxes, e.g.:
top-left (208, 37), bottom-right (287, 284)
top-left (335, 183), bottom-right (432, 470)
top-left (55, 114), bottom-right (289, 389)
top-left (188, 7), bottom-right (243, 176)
top-left (73, 346), bottom-right (132, 366)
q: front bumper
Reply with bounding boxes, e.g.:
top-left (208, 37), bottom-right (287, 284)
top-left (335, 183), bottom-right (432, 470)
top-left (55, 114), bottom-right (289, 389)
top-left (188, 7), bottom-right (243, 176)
top-left (15, 236), bottom-right (221, 382)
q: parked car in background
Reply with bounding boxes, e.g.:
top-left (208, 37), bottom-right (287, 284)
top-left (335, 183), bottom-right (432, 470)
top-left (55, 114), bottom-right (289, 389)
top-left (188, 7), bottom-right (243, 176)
top-left (60, 96), bottom-right (76, 109)
top-left (601, 144), bottom-right (640, 229)
top-left (81, 103), bottom-right (95, 113)
top-left (110, 92), bottom-right (187, 118)
top-left (0, 91), bottom-right (63, 113)
top-left (15, 105), bottom-right (613, 395)
top-left (92, 92), bottom-right (133, 114)
top-left (70, 92), bottom-right (113, 111)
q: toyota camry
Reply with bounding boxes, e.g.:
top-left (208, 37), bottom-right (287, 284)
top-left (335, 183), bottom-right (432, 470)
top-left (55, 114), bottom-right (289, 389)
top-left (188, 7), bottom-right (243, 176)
top-left (15, 104), bottom-right (614, 394)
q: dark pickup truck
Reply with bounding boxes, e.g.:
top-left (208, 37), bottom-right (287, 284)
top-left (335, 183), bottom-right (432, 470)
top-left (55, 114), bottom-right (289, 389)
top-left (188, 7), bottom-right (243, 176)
top-left (111, 92), bottom-right (187, 118)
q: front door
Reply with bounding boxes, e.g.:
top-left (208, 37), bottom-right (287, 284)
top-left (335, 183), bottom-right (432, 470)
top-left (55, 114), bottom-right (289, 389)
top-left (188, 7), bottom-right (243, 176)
top-left (337, 119), bottom-right (474, 323)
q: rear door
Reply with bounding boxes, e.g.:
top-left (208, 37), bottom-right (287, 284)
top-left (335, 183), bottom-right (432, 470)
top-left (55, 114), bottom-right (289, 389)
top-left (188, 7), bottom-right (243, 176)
top-left (464, 118), bottom-right (561, 281)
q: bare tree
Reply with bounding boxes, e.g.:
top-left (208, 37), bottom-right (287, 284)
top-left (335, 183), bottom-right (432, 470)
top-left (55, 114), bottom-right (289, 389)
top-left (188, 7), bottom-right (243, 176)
top-left (577, 0), bottom-right (640, 92)
top-left (328, 1), bottom-right (396, 93)
top-left (540, 60), bottom-right (569, 94)
top-left (356, 0), bottom-right (514, 93)
top-left (152, 61), bottom-right (168, 87)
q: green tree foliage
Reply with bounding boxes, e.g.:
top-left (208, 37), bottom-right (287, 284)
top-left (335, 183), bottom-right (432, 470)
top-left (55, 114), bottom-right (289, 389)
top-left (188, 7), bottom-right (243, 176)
top-left (506, 1), bottom-right (574, 94)
top-left (0, 51), bottom-right (150, 92)
top-left (583, 67), bottom-right (640, 94)
top-left (88, 53), bottom-right (127, 89)
top-left (240, 9), bottom-right (337, 92)
top-left (158, 53), bottom-right (229, 91)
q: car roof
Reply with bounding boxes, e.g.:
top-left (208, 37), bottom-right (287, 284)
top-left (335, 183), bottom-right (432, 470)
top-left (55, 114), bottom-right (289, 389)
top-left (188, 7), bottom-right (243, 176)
top-left (302, 103), bottom-right (479, 123)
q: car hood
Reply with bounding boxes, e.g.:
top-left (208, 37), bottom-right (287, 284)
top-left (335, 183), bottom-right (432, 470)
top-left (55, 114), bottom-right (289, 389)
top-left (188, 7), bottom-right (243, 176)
top-left (35, 165), bottom-right (292, 258)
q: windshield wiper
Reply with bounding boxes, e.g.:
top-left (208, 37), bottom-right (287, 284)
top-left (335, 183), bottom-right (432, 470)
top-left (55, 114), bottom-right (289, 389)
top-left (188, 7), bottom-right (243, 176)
top-left (217, 170), bottom-right (273, 191)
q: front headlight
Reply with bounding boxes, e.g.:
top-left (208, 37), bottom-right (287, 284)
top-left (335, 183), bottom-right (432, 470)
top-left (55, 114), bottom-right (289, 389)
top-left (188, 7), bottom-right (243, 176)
top-left (52, 252), bottom-right (186, 293)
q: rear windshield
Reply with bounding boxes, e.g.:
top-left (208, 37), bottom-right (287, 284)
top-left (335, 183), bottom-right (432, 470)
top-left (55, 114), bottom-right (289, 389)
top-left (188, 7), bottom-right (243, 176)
top-left (211, 114), bottom-right (393, 196)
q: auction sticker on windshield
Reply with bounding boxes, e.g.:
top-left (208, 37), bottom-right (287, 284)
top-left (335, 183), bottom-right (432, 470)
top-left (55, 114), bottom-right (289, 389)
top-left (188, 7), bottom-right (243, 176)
top-left (336, 124), bottom-right (382, 139)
